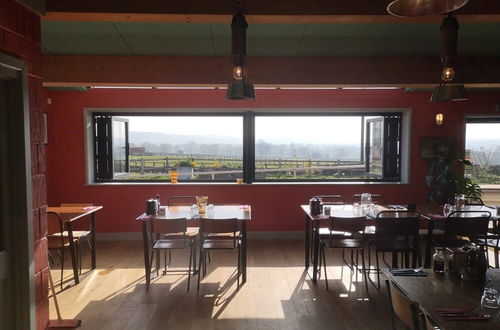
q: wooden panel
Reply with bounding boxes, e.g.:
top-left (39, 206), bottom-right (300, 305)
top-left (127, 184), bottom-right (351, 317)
top-left (44, 0), bottom-right (500, 23)
top-left (42, 55), bottom-right (500, 87)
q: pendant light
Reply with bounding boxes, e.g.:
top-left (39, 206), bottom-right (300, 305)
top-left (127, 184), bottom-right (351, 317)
top-left (226, 1), bottom-right (255, 100)
top-left (387, 0), bottom-right (469, 17)
top-left (430, 14), bottom-right (468, 102)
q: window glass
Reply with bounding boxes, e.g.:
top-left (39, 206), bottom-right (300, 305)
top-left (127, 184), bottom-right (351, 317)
top-left (254, 115), bottom-right (396, 181)
top-left (465, 122), bottom-right (500, 185)
top-left (114, 116), bottom-right (243, 181)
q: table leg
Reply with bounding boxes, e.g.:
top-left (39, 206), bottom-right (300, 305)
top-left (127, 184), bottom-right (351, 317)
top-left (242, 221), bottom-right (247, 284)
top-left (66, 222), bottom-right (79, 285)
top-left (90, 213), bottom-right (96, 269)
top-left (425, 219), bottom-right (435, 268)
top-left (141, 221), bottom-right (151, 289)
top-left (392, 252), bottom-right (398, 268)
top-left (305, 215), bottom-right (310, 269)
top-left (312, 220), bottom-right (320, 283)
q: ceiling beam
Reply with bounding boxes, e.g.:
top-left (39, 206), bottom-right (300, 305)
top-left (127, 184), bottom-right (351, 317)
top-left (44, 0), bottom-right (500, 23)
top-left (42, 55), bottom-right (500, 88)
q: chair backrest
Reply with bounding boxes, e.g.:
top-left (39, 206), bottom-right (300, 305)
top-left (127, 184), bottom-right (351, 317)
top-left (201, 218), bottom-right (238, 236)
top-left (421, 310), bottom-right (439, 330)
top-left (47, 211), bottom-right (64, 235)
top-left (352, 193), bottom-right (386, 204)
top-left (167, 196), bottom-right (197, 206)
top-left (327, 216), bottom-right (366, 234)
top-left (375, 211), bottom-right (420, 239)
top-left (386, 280), bottom-right (422, 330)
top-left (313, 195), bottom-right (345, 205)
top-left (150, 218), bottom-right (188, 235)
top-left (445, 210), bottom-right (490, 238)
top-left (60, 203), bottom-right (93, 207)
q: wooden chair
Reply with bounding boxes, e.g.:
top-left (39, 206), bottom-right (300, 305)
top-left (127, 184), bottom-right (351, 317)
top-left (352, 193), bottom-right (386, 205)
top-left (148, 218), bottom-right (195, 291)
top-left (420, 309), bottom-right (440, 330)
top-left (47, 211), bottom-right (79, 290)
top-left (197, 218), bottom-right (241, 291)
top-left (385, 279), bottom-right (422, 330)
top-left (60, 203), bottom-right (93, 274)
top-left (319, 216), bottom-right (368, 291)
top-left (368, 211), bottom-right (421, 290)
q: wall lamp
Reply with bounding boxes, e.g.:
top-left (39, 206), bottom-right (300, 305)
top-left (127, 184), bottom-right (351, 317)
top-left (435, 113), bottom-right (444, 125)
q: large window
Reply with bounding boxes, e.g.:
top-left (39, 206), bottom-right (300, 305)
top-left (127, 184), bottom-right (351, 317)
top-left (465, 117), bottom-right (500, 186)
top-left (91, 111), bottom-right (403, 183)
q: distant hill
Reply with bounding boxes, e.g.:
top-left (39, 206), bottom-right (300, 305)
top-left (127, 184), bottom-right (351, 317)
top-left (130, 131), bottom-right (241, 145)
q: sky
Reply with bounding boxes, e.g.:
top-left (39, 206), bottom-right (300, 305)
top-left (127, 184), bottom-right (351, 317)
top-left (465, 123), bottom-right (500, 140)
top-left (123, 116), bottom-right (364, 144)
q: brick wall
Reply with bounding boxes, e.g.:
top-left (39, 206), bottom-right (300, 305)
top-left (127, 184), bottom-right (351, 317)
top-left (0, 0), bottom-right (46, 329)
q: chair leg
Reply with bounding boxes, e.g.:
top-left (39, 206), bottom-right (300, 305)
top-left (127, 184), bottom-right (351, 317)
top-left (321, 245), bottom-right (328, 291)
top-left (237, 244), bottom-right (241, 290)
top-left (163, 250), bottom-right (168, 275)
top-left (197, 248), bottom-right (203, 291)
top-left (495, 247), bottom-right (500, 269)
top-left (60, 248), bottom-right (64, 291)
top-left (376, 251), bottom-right (381, 291)
top-left (187, 245), bottom-right (193, 291)
top-left (385, 280), bottom-right (396, 330)
top-left (361, 248), bottom-right (368, 292)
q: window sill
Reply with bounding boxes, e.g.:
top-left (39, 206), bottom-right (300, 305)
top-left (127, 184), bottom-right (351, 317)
top-left (85, 181), bottom-right (408, 186)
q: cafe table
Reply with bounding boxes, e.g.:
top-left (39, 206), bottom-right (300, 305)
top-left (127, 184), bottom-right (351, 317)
top-left (384, 269), bottom-right (500, 330)
top-left (417, 204), bottom-right (499, 268)
top-left (302, 204), bottom-right (392, 284)
top-left (136, 205), bottom-right (251, 289)
top-left (46, 205), bottom-right (103, 284)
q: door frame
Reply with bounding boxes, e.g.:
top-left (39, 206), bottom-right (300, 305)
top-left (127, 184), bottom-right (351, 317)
top-left (0, 52), bottom-right (35, 329)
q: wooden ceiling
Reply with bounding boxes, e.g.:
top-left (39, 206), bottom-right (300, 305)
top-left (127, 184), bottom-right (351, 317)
top-left (41, 0), bottom-right (500, 88)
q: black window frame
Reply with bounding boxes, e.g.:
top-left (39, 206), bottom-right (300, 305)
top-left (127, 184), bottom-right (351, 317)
top-left (92, 111), bottom-right (403, 183)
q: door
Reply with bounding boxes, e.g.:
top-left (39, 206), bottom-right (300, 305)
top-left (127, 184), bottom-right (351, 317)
top-left (112, 117), bottom-right (129, 176)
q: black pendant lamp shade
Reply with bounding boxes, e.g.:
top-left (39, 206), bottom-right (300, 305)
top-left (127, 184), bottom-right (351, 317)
top-left (430, 14), bottom-right (468, 102)
top-left (226, 7), bottom-right (255, 100)
top-left (387, 0), bottom-right (469, 17)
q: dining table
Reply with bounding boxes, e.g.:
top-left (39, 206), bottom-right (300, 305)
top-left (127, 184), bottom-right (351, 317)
top-left (302, 203), bottom-right (499, 284)
top-left (136, 205), bottom-right (251, 289)
top-left (384, 268), bottom-right (500, 329)
top-left (46, 205), bottom-right (103, 284)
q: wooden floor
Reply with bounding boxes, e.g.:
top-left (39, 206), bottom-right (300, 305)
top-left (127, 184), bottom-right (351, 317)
top-left (50, 240), bottom-right (398, 330)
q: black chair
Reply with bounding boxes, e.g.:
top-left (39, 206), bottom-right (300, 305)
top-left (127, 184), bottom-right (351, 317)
top-left (148, 218), bottom-right (196, 291)
top-left (319, 215), bottom-right (368, 291)
top-left (167, 195), bottom-right (197, 206)
top-left (313, 195), bottom-right (345, 205)
top-left (368, 211), bottom-right (420, 290)
top-left (352, 193), bottom-right (386, 205)
top-left (197, 218), bottom-right (241, 291)
top-left (478, 219), bottom-right (500, 268)
top-left (434, 210), bottom-right (491, 249)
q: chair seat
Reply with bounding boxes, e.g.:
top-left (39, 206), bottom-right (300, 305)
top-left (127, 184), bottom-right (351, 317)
top-left (153, 239), bottom-right (192, 250)
top-left (50, 230), bottom-right (91, 239)
top-left (322, 238), bottom-right (363, 249)
top-left (418, 229), bottom-right (445, 236)
top-left (47, 235), bottom-right (76, 249)
top-left (202, 239), bottom-right (239, 250)
top-left (164, 227), bottom-right (199, 239)
top-left (432, 236), bottom-right (470, 248)
top-left (205, 231), bottom-right (240, 239)
top-left (319, 228), bottom-right (353, 237)
top-left (375, 239), bottom-right (417, 252)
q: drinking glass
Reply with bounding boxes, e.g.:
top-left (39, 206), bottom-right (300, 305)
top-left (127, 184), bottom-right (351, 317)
top-left (196, 196), bottom-right (208, 215)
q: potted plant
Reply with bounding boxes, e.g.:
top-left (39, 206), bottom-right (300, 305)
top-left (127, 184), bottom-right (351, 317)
top-left (425, 147), bottom-right (481, 204)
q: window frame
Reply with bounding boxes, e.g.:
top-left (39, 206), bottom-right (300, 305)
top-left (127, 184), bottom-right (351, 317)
top-left (84, 108), bottom-right (411, 184)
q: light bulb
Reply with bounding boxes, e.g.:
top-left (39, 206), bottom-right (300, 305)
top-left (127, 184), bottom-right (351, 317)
top-left (441, 67), bottom-right (455, 82)
top-left (233, 66), bottom-right (244, 80)
top-left (436, 113), bottom-right (444, 126)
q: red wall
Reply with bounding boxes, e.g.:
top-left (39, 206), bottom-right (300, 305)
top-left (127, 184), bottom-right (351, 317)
top-left (45, 88), bottom-right (500, 233)
top-left (0, 0), bottom-right (47, 329)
